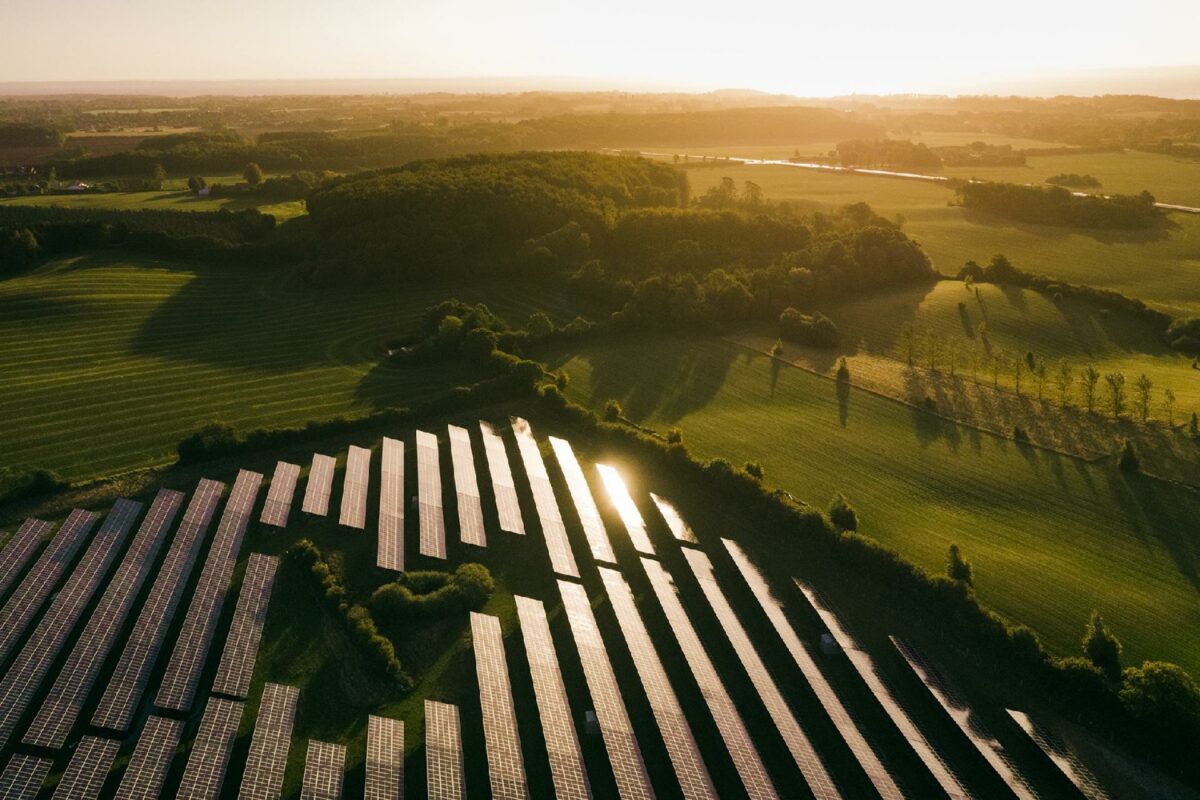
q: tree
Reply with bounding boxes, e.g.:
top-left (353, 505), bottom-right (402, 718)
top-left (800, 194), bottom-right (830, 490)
top-left (947, 544), bottom-right (973, 585)
top-left (1119, 661), bottom-right (1200, 736)
top-left (899, 323), bottom-right (917, 366)
top-left (969, 339), bottom-right (982, 382)
top-left (1055, 360), bottom-right (1073, 406)
top-left (946, 338), bottom-right (960, 378)
top-left (1012, 352), bottom-right (1024, 396)
top-left (1033, 360), bottom-right (1047, 401)
top-left (243, 162), bottom-right (265, 187)
top-left (1191, 411), bottom-right (1199, 438)
top-left (151, 162), bottom-right (167, 187)
top-left (771, 338), bottom-right (784, 357)
top-left (1082, 611), bottom-right (1123, 683)
top-left (1163, 389), bottom-right (1176, 426)
top-left (835, 357), bottom-right (850, 382)
top-left (1080, 365), bottom-right (1100, 413)
top-left (1118, 439), bottom-right (1140, 473)
top-left (186, 176), bottom-right (207, 194)
top-left (1134, 373), bottom-right (1152, 422)
top-left (1105, 372), bottom-right (1126, 419)
top-left (828, 493), bottom-right (858, 531)
top-left (926, 330), bottom-right (943, 372)
top-left (525, 311), bottom-right (554, 339)
top-left (742, 181), bottom-right (763, 206)
top-left (744, 461), bottom-right (765, 481)
top-left (990, 350), bottom-right (1006, 389)
top-left (603, 399), bottom-right (623, 422)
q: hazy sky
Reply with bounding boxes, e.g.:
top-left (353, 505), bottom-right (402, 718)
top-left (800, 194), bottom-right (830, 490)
top-left (4, 0), bottom-right (1198, 95)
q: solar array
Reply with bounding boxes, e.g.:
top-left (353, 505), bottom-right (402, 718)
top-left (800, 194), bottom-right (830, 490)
top-left (0, 754), bottom-right (52, 800)
top-left (649, 493), bottom-right (698, 544)
top-left (0, 519), bottom-right (50, 598)
top-left (470, 612), bottom-right (529, 799)
top-left (785, 567), bottom-right (969, 800)
top-left (556, 579), bottom-right (655, 800)
top-left (25, 490), bottom-right (184, 749)
top-left (176, 696), bottom-right (244, 800)
top-left (513, 596), bottom-right (590, 800)
top-left (891, 637), bottom-right (1038, 800)
top-left (0, 499), bottom-right (140, 752)
top-left (417, 430), bottom-right (448, 559)
top-left (156, 469), bottom-right (263, 713)
top-left (595, 464), bottom-right (655, 556)
top-left (115, 716), bottom-right (185, 800)
top-left (480, 421), bottom-right (525, 535)
top-left (598, 567), bottom-right (717, 800)
top-left (260, 461), bottom-right (301, 527)
top-left (302, 740), bottom-right (346, 800)
top-left (511, 418), bottom-right (579, 578)
top-left (339, 445), bottom-right (372, 529)
top-left (303, 453), bottom-right (337, 516)
top-left (378, 437), bottom-right (405, 571)
top-left (364, 715), bottom-right (404, 800)
top-left (448, 425), bottom-right (486, 547)
top-left (53, 735), bottom-right (120, 799)
top-left (0, 508), bottom-right (99, 664)
top-left (1007, 709), bottom-right (1110, 800)
top-left (212, 552), bottom-right (279, 699)
top-left (549, 437), bottom-right (616, 564)
top-left (92, 478), bottom-right (224, 732)
top-left (709, 544), bottom-right (895, 799)
top-left (639, 557), bottom-right (781, 800)
top-left (425, 700), bottom-right (466, 800)
top-left (238, 682), bottom-right (298, 800)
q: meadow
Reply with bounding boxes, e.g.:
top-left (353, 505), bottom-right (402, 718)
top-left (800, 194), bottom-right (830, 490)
top-left (0, 181), bottom-right (307, 220)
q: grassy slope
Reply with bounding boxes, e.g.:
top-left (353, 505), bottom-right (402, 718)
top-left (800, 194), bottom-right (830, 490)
top-left (0, 254), bottom-right (578, 481)
top-left (551, 335), bottom-right (1200, 677)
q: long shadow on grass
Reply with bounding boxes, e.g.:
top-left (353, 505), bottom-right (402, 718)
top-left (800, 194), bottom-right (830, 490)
top-left (1111, 470), bottom-right (1200, 593)
top-left (959, 207), bottom-right (1176, 244)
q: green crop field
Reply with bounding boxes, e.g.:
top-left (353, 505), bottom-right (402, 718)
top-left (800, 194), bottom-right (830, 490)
top-left (549, 334), bottom-right (1200, 677)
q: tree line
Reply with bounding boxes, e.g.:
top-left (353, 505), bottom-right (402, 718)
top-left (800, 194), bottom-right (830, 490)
top-left (957, 181), bottom-right (1163, 229)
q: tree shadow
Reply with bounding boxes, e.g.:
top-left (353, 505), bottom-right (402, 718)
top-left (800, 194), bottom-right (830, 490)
top-left (836, 372), bottom-right (851, 427)
top-left (1112, 470), bottom-right (1200, 593)
top-left (352, 357), bottom-right (480, 410)
top-left (959, 207), bottom-right (1176, 244)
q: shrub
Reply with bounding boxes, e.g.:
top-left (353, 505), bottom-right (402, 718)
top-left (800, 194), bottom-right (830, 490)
top-left (744, 461), bottom-right (765, 481)
top-left (372, 563), bottom-right (495, 620)
top-left (603, 399), bottom-right (624, 422)
top-left (0, 468), bottom-right (68, 505)
top-left (828, 493), bottom-right (858, 531)
top-left (947, 544), bottom-right (974, 586)
top-left (779, 307), bottom-right (839, 347)
top-left (1120, 661), bottom-right (1200, 738)
top-left (1083, 611), bottom-right (1123, 683)
top-left (176, 422), bottom-right (238, 463)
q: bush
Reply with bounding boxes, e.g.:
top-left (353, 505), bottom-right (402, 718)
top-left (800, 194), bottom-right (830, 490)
top-left (0, 468), bottom-right (68, 505)
top-left (779, 307), bottom-right (839, 347)
top-left (1083, 611), bottom-right (1123, 683)
top-left (744, 461), bottom-right (765, 481)
top-left (372, 563), bottom-right (495, 620)
top-left (603, 399), bottom-right (624, 422)
top-left (1120, 661), bottom-right (1200, 738)
top-left (828, 493), bottom-right (858, 531)
top-left (947, 544), bottom-right (974, 585)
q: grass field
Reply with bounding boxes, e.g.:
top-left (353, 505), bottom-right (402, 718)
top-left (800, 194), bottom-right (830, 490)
top-left (549, 334), bottom-right (1200, 677)
top-left (0, 254), bottom-right (579, 481)
top-left (0, 187), bottom-right (307, 220)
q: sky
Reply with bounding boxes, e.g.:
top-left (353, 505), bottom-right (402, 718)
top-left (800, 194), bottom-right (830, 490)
top-left (3, 0), bottom-right (1198, 96)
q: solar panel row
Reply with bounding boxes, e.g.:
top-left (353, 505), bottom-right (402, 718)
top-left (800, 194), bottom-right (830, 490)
top-left (260, 461), bottom-right (301, 528)
top-left (639, 558), bottom-right (781, 800)
top-left (176, 696), bottom-right (244, 800)
top-left (480, 421), bottom-right (525, 535)
top-left (448, 425), bottom-right (486, 547)
top-left (339, 445), bottom-right (372, 529)
top-left (649, 494), bottom-right (698, 545)
top-left (0, 508), bottom-right (99, 666)
top-left (301, 740), bottom-right (346, 800)
top-left (116, 716), bottom-right (185, 800)
top-left (513, 596), bottom-right (590, 800)
top-left (0, 754), bottom-right (51, 800)
top-left (549, 437), bottom-right (616, 565)
top-left (511, 418), bottom-right (579, 578)
top-left (238, 682), bottom-right (298, 800)
top-left (711, 545), bottom-right (887, 799)
top-left (212, 552), bottom-right (279, 699)
top-left (425, 700), bottom-right (466, 800)
top-left (598, 567), bottom-right (717, 800)
top-left (377, 437), bottom-right (404, 571)
top-left (470, 612), bottom-right (529, 799)
top-left (556, 579), bottom-right (655, 800)
top-left (417, 430), bottom-right (448, 559)
top-left (1007, 709), bottom-right (1109, 800)
top-left (92, 478), bottom-right (224, 732)
top-left (303, 454), bottom-right (337, 517)
top-left (53, 735), bottom-right (120, 799)
top-left (595, 464), bottom-right (655, 556)
top-left (0, 499), bottom-right (141, 753)
top-left (25, 490), bottom-right (184, 749)
top-left (156, 469), bottom-right (263, 713)
top-left (0, 519), bottom-right (50, 599)
top-left (365, 715), bottom-right (404, 800)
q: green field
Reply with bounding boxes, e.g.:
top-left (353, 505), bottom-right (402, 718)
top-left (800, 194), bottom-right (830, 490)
top-left (550, 334), bottom-right (1200, 677)
top-left (0, 188), bottom-right (307, 220)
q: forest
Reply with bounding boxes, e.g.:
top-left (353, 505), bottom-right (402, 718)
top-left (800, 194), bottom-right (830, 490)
top-left (956, 181), bottom-right (1164, 229)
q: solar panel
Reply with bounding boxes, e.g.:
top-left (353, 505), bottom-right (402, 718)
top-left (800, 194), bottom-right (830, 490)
top-left (238, 682), bottom-right (298, 800)
top-left (470, 612), bottom-right (528, 799)
top-left (639, 558), bottom-right (782, 800)
top-left (0, 508), bottom-right (99, 665)
top-left (301, 740), bottom-right (346, 800)
top-left (479, 421), bottom-right (525, 535)
top-left (92, 479), bottom-right (223, 732)
top-left (0, 754), bottom-right (52, 800)
top-left (1007, 710), bottom-right (1109, 800)
top-left (715, 544), bottom-right (908, 798)
top-left (448, 425), bottom-right (486, 547)
top-left (594, 464), bottom-right (655, 556)
top-left (649, 494), bottom-right (698, 545)
top-left (548, 437), bottom-right (616, 564)
top-left (513, 596), bottom-right (590, 800)
top-left (303, 454), bottom-right (337, 516)
top-left (24, 490), bottom-right (184, 750)
top-left (378, 437), bottom-right (405, 571)
top-left (783, 566), bottom-right (969, 800)
top-left (598, 567), bottom-right (716, 800)
top-left (212, 552), bottom-right (279, 699)
top-left (511, 418), bottom-right (579, 578)
top-left (53, 735), bottom-right (120, 799)
top-left (425, 700), bottom-right (466, 800)
top-left (339, 445), bottom-right (372, 529)
top-left (156, 469), bottom-right (263, 713)
top-left (417, 431), bottom-right (447, 559)
top-left (115, 716), bottom-right (185, 800)
top-left (0, 499), bottom-right (141, 753)
top-left (176, 696), bottom-right (244, 800)
top-left (0, 519), bottom-right (51, 599)
top-left (365, 715), bottom-right (404, 800)
top-left (260, 461), bottom-right (301, 527)
top-left (556, 579), bottom-right (655, 800)
top-left (891, 638), bottom-right (1038, 800)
